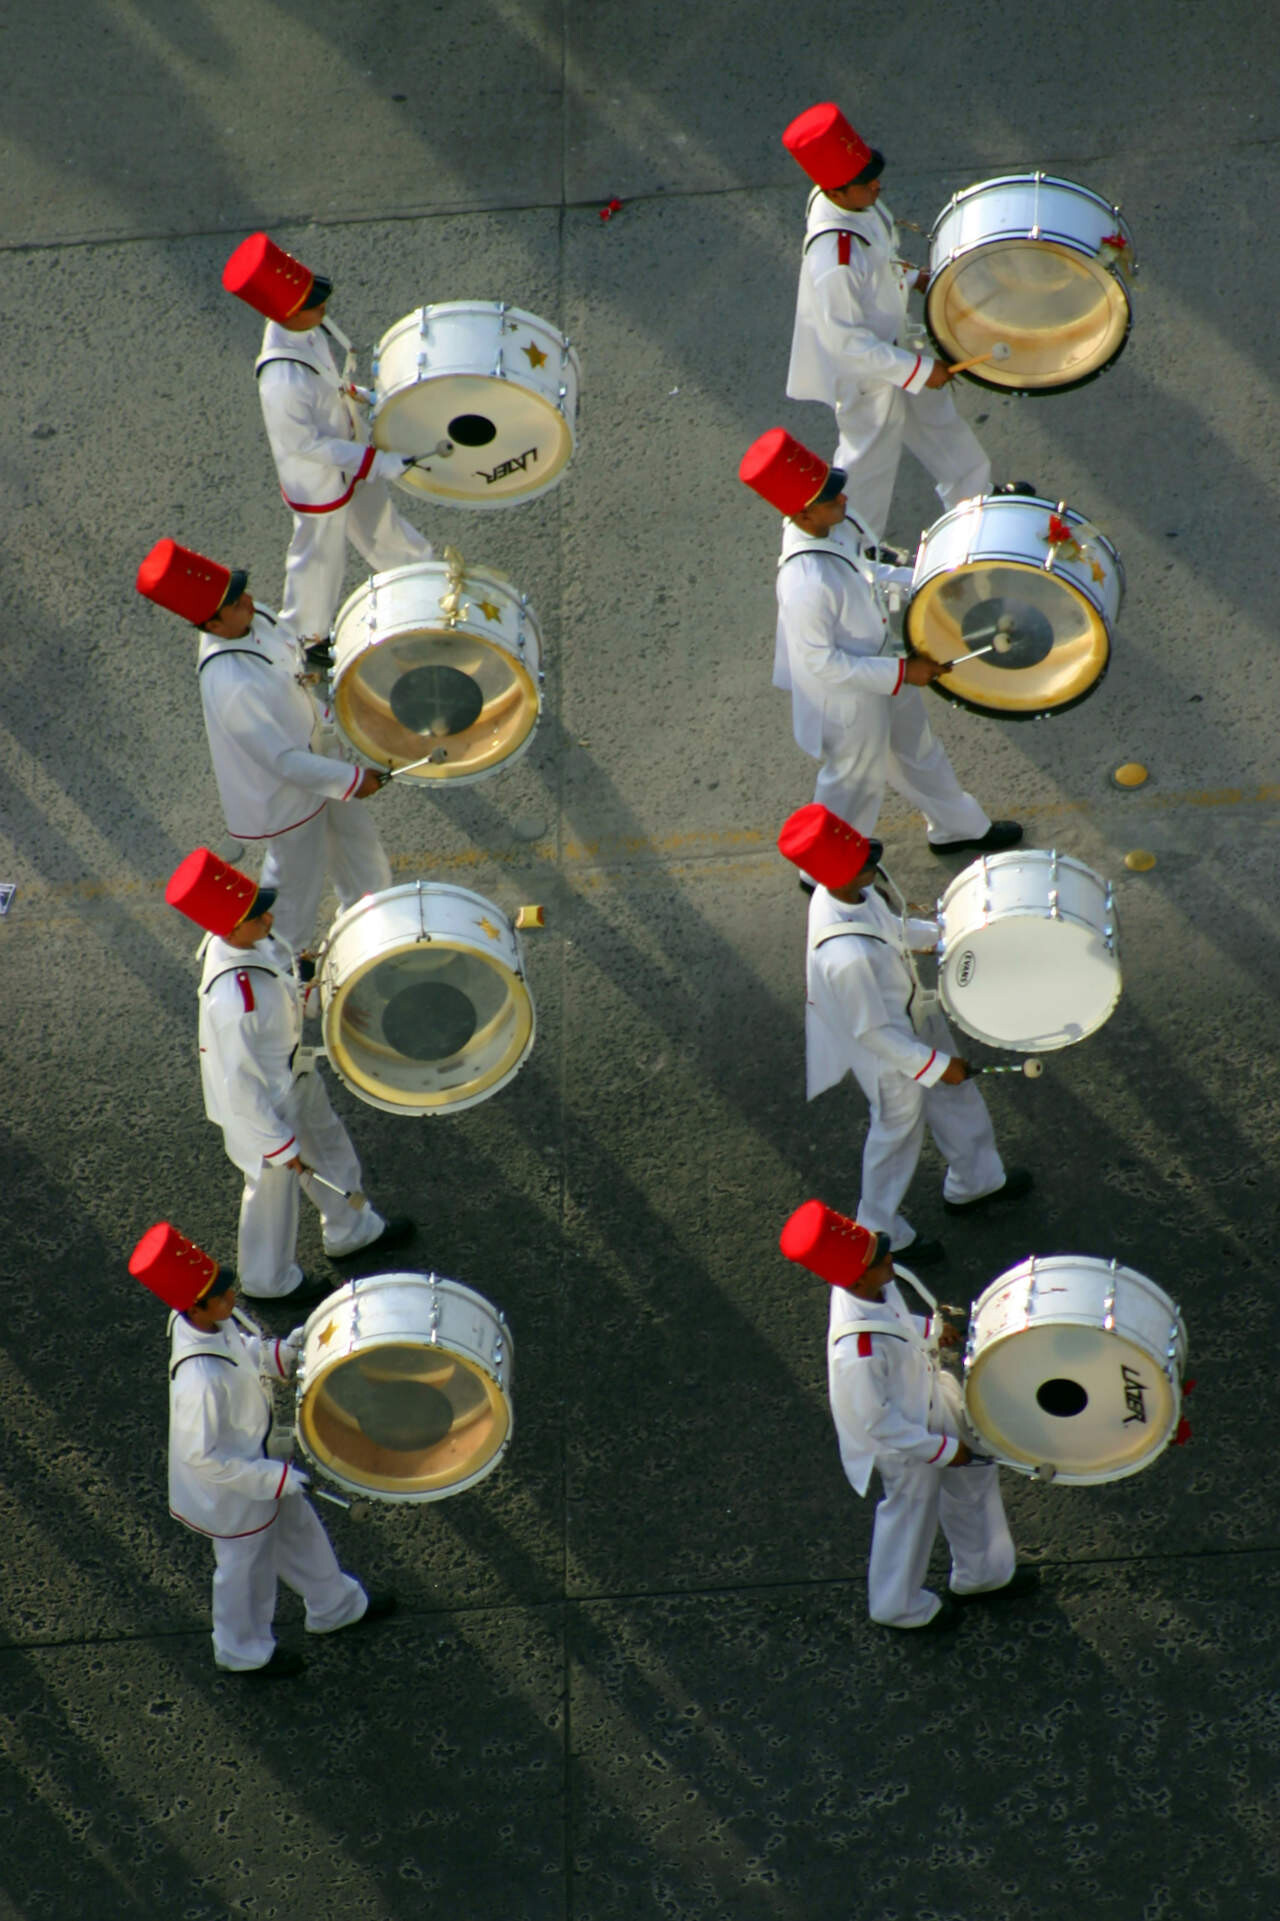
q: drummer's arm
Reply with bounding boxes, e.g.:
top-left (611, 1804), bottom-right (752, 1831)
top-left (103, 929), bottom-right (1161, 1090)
top-left (835, 1344), bottom-right (965, 1465)
top-left (780, 571), bottom-right (906, 699)
top-left (259, 362), bottom-right (374, 471)
top-left (216, 669), bottom-right (367, 801)
top-left (817, 264), bottom-right (935, 394)
top-left (204, 992), bottom-right (299, 1172)
top-left (827, 955), bottom-right (950, 1084)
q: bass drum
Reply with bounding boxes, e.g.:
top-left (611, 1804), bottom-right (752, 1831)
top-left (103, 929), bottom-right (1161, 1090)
top-left (331, 558), bottom-right (541, 783)
top-left (926, 174), bottom-right (1136, 393)
top-left (320, 883), bottom-right (535, 1116)
top-left (296, 1273), bottom-right (513, 1502)
top-left (936, 849), bottom-right (1120, 1052)
top-left (905, 494), bottom-right (1123, 720)
top-left (963, 1256), bottom-right (1187, 1484)
top-left (371, 301), bottom-right (581, 508)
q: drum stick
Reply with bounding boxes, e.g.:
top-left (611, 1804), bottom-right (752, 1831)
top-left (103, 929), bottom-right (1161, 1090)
top-left (312, 1484), bottom-right (353, 1510)
top-left (300, 1169), bottom-right (368, 1210)
top-left (947, 342), bottom-right (1012, 376)
top-left (943, 633), bottom-right (1015, 669)
top-left (975, 1057), bottom-right (1045, 1079)
top-left (382, 748), bottom-right (449, 780)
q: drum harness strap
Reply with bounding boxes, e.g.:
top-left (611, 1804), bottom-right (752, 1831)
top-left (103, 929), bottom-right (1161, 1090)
top-left (256, 319), bottom-right (371, 513)
top-left (831, 1274), bottom-right (941, 1356)
top-left (777, 520), bottom-right (902, 628)
top-left (812, 877), bottom-right (933, 1029)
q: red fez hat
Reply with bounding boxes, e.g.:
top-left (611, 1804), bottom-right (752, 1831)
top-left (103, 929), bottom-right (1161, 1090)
top-left (136, 539), bottom-right (232, 625)
top-left (780, 1199), bottom-right (880, 1289)
top-left (782, 103), bottom-right (874, 192)
top-left (222, 231), bottom-right (317, 323)
top-left (777, 804), bottom-right (874, 889)
top-left (129, 1221), bottom-right (224, 1312)
top-left (165, 847), bottom-right (260, 936)
top-left (739, 428), bottom-right (831, 517)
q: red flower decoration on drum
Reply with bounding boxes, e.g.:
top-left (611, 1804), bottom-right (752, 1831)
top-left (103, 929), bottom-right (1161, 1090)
top-left (1046, 514), bottom-right (1074, 546)
top-left (1173, 1417), bottom-right (1193, 1446)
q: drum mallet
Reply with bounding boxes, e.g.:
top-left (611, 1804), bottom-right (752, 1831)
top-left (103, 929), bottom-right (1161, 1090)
top-left (943, 632), bottom-right (1017, 670)
top-left (946, 342), bottom-right (1012, 376)
top-left (379, 747), bottom-right (451, 781)
top-left (309, 1482), bottom-right (371, 1521)
top-left (975, 1057), bottom-right (1045, 1079)
top-left (300, 1168), bottom-right (368, 1210)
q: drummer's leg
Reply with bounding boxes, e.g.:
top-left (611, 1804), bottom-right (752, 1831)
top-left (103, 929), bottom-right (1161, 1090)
top-left (320, 799), bottom-right (392, 913)
top-left (813, 697), bottom-right (890, 836)
top-left (346, 480), bottom-right (433, 570)
top-left (856, 1075), bottom-right (926, 1248)
top-left (259, 819), bottom-right (329, 952)
top-left (279, 509), bottom-right (348, 642)
top-left (292, 1072), bottom-right (385, 1256)
top-left (900, 387), bottom-right (991, 515)
top-left (884, 687), bottom-right (990, 844)
top-left (867, 1455), bottom-right (947, 1626)
top-left (833, 389), bottom-right (904, 544)
top-left (939, 1462), bottom-right (1017, 1596)
top-left (211, 1531), bottom-right (279, 1670)
top-left (272, 1495), bottom-right (367, 1631)
top-left (237, 1160), bottom-right (305, 1297)
top-left (918, 1013), bottom-right (1005, 1203)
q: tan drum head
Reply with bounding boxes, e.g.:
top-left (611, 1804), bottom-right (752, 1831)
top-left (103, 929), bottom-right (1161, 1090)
top-left (299, 1337), bottom-right (511, 1497)
top-left (333, 626), bottom-right (538, 780)
top-left (377, 374), bottom-right (574, 504)
top-left (906, 561), bottom-right (1110, 719)
top-left (966, 1321), bottom-right (1178, 1481)
top-left (927, 242), bottom-right (1131, 392)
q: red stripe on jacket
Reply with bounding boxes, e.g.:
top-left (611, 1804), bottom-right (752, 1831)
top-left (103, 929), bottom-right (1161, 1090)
top-left (282, 444), bottom-right (376, 515)
top-left (913, 1050), bottom-right (937, 1082)
top-left (236, 971), bottom-right (255, 1013)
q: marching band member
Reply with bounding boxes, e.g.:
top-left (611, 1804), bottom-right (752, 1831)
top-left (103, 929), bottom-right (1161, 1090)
top-left (129, 1221), bottom-right (396, 1677)
top-left (778, 804), bottom-right (1032, 1267)
top-left (222, 231), bottom-right (433, 642)
top-left (165, 847), bottom-right (414, 1307)
top-left (137, 538), bottom-right (391, 951)
top-left (780, 1199), bottom-right (1037, 1631)
top-left (782, 102), bottom-right (1028, 542)
top-left (741, 428), bottom-right (1020, 855)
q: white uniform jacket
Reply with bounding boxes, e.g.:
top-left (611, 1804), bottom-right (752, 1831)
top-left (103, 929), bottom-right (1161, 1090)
top-left (256, 319), bottom-right (402, 512)
top-left (198, 609), bottom-right (362, 839)
top-left (168, 1306), bottom-right (296, 1537)
top-left (805, 883), bottom-right (952, 1100)
top-left (199, 933), bottom-right (306, 1177)
top-left (787, 188), bottom-right (936, 411)
top-left (774, 516), bottom-right (913, 758)
top-left (827, 1278), bottom-right (963, 1497)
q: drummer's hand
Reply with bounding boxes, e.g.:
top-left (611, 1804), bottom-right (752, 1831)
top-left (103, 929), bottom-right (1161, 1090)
top-left (924, 359), bottom-right (955, 387)
top-left (951, 1440), bottom-right (973, 1466)
top-left (939, 1057), bottom-right (971, 1085)
top-left (904, 655), bottom-right (947, 685)
top-left (284, 1155), bottom-right (307, 1173)
top-left (352, 769), bottom-right (387, 800)
top-left (914, 268), bottom-right (931, 293)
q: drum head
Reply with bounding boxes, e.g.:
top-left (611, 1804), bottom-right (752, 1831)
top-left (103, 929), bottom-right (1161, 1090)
top-left (323, 894), bottom-right (534, 1115)
top-left (375, 373), bottom-right (573, 507)
top-left (927, 242), bottom-right (1132, 392)
top-left (940, 915), bottom-right (1120, 1051)
top-left (333, 625), bottom-right (538, 780)
top-left (298, 1280), bottom-right (512, 1501)
top-left (907, 560), bottom-right (1109, 719)
top-left (967, 1320), bottom-right (1178, 1481)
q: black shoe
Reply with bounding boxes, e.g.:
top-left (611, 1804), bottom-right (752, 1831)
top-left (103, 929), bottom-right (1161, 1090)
top-left (327, 1216), bottom-right (416, 1264)
top-left (864, 542), bottom-right (913, 567)
top-left (943, 1167), bottom-right (1034, 1216)
top-left (240, 1272), bottom-right (333, 1312)
top-left (993, 480), bottom-right (1038, 498)
top-left (950, 1567), bottom-right (1040, 1606)
top-left (239, 1647), bottom-right (305, 1679)
top-left (928, 820), bottom-right (1023, 857)
top-left (892, 1237), bottom-right (946, 1268)
top-left (345, 1590), bottom-right (398, 1632)
top-left (302, 640), bottom-right (335, 671)
top-left (883, 1596), bottom-right (961, 1634)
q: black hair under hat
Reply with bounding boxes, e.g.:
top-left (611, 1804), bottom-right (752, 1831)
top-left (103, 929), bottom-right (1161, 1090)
top-left (851, 148), bottom-right (885, 186)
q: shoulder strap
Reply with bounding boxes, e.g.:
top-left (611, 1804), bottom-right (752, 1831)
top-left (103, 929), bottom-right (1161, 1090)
top-left (170, 1350), bottom-right (236, 1380)
top-left (201, 963), bottom-right (279, 998)
top-left (777, 543), bottom-right (864, 580)
top-left (804, 225), bottom-right (871, 258)
top-left (255, 352), bottom-right (322, 379)
top-left (832, 1316), bottom-right (910, 1350)
top-left (814, 923), bottom-right (887, 951)
top-left (197, 647), bottom-right (273, 674)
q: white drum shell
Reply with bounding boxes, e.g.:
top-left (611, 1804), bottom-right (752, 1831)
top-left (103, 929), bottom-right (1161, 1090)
top-left (927, 175), bottom-right (1136, 391)
top-left (910, 495), bottom-right (1124, 636)
top-left (330, 560), bottom-right (542, 783)
top-left (371, 302), bottom-right (581, 508)
top-left (937, 849), bottom-right (1121, 1051)
top-left (320, 882), bottom-right (535, 1115)
top-left (963, 1256), bottom-right (1186, 1484)
top-left (296, 1272), bottom-right (513, 1503)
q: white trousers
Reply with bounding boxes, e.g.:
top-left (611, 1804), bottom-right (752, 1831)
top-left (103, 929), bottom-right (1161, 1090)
top-left (853, 1010), bottom-right (1005, 1247)
top-left (257, 794), bottom-right (392, 952)
top-left (211, 1496), bottom-right (367, 1669)
top-left (813, 682), bottom-right (990, 843)
top-left (868, 1373), bottom-right (1016, 1627)
top-left (834, 382), bottom-right (991, 544)
top-left (236, 1069), bottom-right (385, 1296)
top-left (279, 479), bottom-right (432, 641)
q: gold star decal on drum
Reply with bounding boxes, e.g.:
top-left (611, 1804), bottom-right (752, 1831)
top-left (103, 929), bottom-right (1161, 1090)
top-left (477, 599), bottom-right (502, 622)
top-left (522, 341), bottom-right (548, 369)
top-left (477, 916), bottom-right (500, 941)
top-left (318, 1319), bottom-right (339, 1347)
top-left (1090, 560), bottom-right (1107, 584)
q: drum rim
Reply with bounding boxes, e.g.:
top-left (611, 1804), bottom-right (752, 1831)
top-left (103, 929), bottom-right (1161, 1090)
top-left (330, 625), bottom-right (541, 779)
top-left (930, 172), bottom-right (1134, 234)
top-left (374, 298), bottom-right (578, 354)
top-left (910, 494), bottom-right (1126, 593)
top-left (334, 555), bottom-right (529, 627)
top-left (296, 1270), bottom-right (514, 1501)
top-left (938, 845), bottom-right (1111, 902)
top-left (925, 256), bottom-right (1133, 396)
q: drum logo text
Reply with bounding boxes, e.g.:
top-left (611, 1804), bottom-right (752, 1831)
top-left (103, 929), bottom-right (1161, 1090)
top-left (1120, 1363), bottom-right (1148, 1424)
top-left (956, 949), bottom-right (976, 988)
top-left (477, 446), bottom-right (538, 485)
